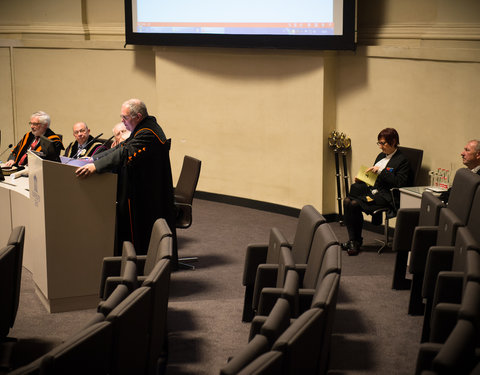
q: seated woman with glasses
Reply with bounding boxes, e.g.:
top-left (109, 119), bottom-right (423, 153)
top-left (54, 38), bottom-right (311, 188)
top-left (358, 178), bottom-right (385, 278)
top-left (343, 128), bottom-right (412, 256)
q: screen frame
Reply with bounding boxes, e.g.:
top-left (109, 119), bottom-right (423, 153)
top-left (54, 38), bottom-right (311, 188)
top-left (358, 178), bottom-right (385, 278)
top-left (124, 0), bottom-right (356, 50)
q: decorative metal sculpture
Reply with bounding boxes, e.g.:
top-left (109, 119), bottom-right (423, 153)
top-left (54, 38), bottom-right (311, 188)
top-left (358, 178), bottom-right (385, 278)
top-left (328, 131), bottom-right (351, 221)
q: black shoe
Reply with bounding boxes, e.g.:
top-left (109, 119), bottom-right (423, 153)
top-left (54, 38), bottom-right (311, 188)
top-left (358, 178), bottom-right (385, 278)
top-left (346, 240), bottom-right (360, 256)
top-left (341, 241), bottom-right (350, 251)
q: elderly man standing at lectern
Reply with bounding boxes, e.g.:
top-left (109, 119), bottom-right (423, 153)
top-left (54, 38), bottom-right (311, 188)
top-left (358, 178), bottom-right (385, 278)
top-left (75, 99), bottom-right (177, 260)
top-left (4, 111), bottom-right (64, 167)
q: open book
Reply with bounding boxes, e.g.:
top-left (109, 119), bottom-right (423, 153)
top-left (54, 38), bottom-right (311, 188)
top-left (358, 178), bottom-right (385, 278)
top-left (356, 165), bottom-right (378, 186)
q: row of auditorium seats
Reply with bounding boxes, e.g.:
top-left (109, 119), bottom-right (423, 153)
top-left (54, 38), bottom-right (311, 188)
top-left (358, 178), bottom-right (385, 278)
top-left (389, 168), bottom-right (480, 374)
top-left (10, 218), bottom-right (173, 375)
top-left (222, 205), bottom-right (341, 374)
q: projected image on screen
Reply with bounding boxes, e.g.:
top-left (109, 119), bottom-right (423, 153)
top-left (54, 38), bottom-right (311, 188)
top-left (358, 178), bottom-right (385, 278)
top-left (133, 0), bottom-right (342, 36)
top-left (125, 0), bottom-right (355, 50)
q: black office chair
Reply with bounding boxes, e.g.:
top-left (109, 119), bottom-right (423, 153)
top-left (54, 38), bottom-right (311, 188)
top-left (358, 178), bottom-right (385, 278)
top-left (374, 146), bottom-right (423, 253)
top-left (175, 155), bottom-right (202, 269)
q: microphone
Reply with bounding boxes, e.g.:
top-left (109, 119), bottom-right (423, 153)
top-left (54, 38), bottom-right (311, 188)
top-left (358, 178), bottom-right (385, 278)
top-left (91, 135), bottom-right (114, 157)
top-left (0, 144), bottom-right (13, 159)
top-left (71, 133), bottom-right (103, 159)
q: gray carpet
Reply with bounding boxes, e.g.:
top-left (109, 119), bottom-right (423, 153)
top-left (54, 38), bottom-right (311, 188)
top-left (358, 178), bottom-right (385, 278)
top-left (2, 198), bottom-right (423, 374)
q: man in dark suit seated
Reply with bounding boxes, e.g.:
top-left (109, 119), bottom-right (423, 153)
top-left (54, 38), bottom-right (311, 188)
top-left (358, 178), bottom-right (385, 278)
top-left (342, 128), bottom-right (413, 256)
top-left (440, 139), bottom-right (480, 202)
top-left (64, 122), bottom-right (103, 159)
top-left (4, 111), bottom-right (64, 167)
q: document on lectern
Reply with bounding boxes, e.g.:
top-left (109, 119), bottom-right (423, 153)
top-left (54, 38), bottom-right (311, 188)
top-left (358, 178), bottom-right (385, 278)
top-left (60, 156), bottom-right (91, 167)
top-left (355, 165), bottom-right (378, 186)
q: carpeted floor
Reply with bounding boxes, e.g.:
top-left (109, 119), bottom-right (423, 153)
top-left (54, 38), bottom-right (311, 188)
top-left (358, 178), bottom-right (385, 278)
top-left (1, 198), bottom-right (423, 374)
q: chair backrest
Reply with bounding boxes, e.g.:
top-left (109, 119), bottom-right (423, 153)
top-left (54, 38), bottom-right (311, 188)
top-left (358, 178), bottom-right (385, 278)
top-left (39, 321), bottom-right (113, 375)
top-left (141, 258), bottom-right (171, 375)
top-left (419, 192), bottom-right (445, 227)
top-left (435, 208), bottom-right (463, 247)
top-left (175, 155), bottom-right (202, 205)
top-left (447, 168), bottom-right (480, 223)
top-left (451, 227), bottom-right (480, 274)
top-left (466, 185), bottom-right (480, 244)
top-left (0, 245), bottom-right (16, 338)
top-left (7, 226), bottom-right (25, 327)
top-left (144, 218), bottom-right (172, 275)
top-left (432, 318), bottom-right (477, 374)
top-left (265, 227), bottom-right (289, 264)
top-left (302, 224), bottom-right (339, 290)
top-left (398, 146), bottom-right (423, 186)
top-left (106, 286), bottom-right (152, 375)
top-left (272, 307), bottom-right (326, 375)
top-left (290, 205), bottom-right (326, 264)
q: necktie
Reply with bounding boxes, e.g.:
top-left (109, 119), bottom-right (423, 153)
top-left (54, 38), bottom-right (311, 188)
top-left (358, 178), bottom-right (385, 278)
top-left (18, 137), bottom-right (39, 166)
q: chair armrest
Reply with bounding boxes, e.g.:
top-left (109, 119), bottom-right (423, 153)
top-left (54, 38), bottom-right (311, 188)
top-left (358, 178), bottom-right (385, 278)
top-left (409, 226), bottom-right (438, 274)
top-left (249, 316), bottom-right (267, 342)
top-left (422, 246), bottom-right (454, 299)
top-left (243, 244), bottom-right (268, 286)
top-left (257, 287), bottom-right (283, 317)
top-left (252, 264), bottom-right (279, 312)
top-left (415, 342), bottom-right (443, 374)
top-left (432, 271), bottom-right (464, 306)
top-left (391, 208), bottom-right (420, 252)
top-left (99, 257), bottom-right (122, 298)
top-left (103, 277), bottom-right (123, 300)
top-left (136, 255), bottom-right (147, 275)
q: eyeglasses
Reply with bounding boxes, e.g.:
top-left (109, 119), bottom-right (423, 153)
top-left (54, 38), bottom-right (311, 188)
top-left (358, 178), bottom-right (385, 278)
top-left (377, 141), bottom-right (388, 146)
top-left (74, 129), bottom-right (87, 135)
top-left (29, 122), bottom-right (44, 127)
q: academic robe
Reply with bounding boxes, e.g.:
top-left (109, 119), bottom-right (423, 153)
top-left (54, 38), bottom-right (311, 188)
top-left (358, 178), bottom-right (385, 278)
top-left (8, 128), bottom-right (64, 165)
top-left (64, 135), bottom-right (104, 158)
top-left (93, 116), bottom-right (177, 261)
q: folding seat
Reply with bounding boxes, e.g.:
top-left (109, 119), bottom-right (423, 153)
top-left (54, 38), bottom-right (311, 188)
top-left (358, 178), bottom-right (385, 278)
top-left (242, 205), bottom-right (325, 321)
top-left (252, 223), bottom-right (339, 317)
top-left (408, 169), bottom-right (480, 315)
top-left (0, 245), bottom-right (16, 339)
top-left (100, 242), bottom-right (138, 299)
top-left (415, 318), bottom-right (478, 375)
top-left (106, 286), bottom-right (153, 375)
top-left (391, 192), bottom-right (444, 290)
top-left (6, 226), bottom-right (25, 330)
top-left (39, 321), bottom-right (113, 375)
top-left (421, 226), bottom-right (479, 341)
top-left (99, 218), bottom-right (172, 298)
top-left (271, 307), bottom-right (326, 375)
top-left (140, 258), bottom-right (172, 375)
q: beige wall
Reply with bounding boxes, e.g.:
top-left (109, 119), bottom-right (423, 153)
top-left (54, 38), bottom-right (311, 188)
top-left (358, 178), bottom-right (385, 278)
top-left (1, 0), bottom-right (479, 213)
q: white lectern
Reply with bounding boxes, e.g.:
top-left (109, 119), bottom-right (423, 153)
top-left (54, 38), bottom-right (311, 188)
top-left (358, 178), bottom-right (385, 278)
top-left (26, 152), bottom-right (117, 312)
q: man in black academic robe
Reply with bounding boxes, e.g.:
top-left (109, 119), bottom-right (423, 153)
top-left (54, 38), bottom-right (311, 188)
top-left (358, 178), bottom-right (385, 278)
top-left (64, 122), bottom-right (103, 158)
top-left (5, 111), bottom-right (64, 167)
top-left (75, 99), bottom-right (177, 266)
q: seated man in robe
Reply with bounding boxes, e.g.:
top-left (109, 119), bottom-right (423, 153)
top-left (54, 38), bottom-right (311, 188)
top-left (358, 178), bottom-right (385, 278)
top-left (4, 111), bottom-right (63, 167)
top-left (64, 122), bottom-right (103, 159)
